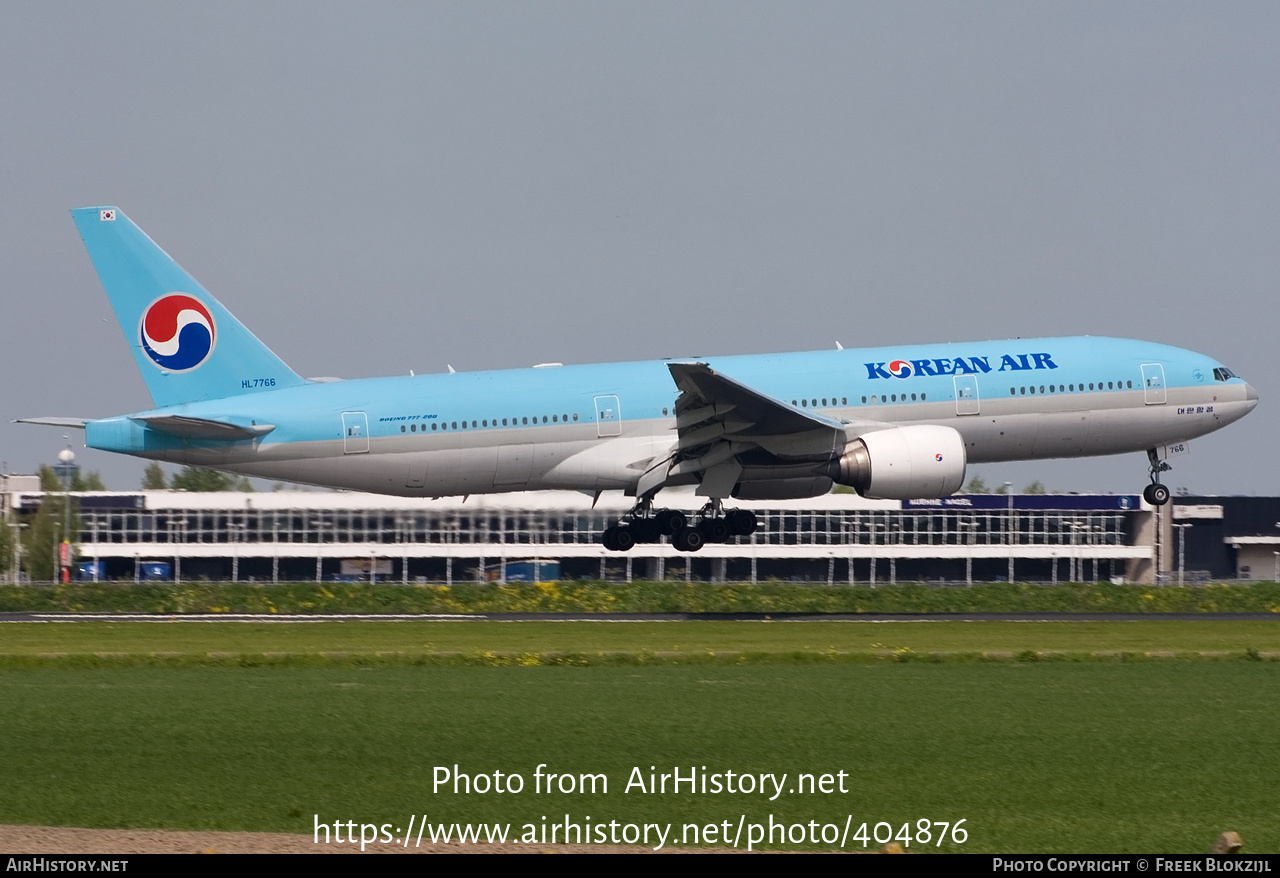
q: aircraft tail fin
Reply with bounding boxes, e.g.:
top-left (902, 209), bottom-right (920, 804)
top-left (71, 206), bottom-right (308, 408)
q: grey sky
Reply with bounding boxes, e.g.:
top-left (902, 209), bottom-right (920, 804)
top-left (2, 2), bottom-right (1276, 495)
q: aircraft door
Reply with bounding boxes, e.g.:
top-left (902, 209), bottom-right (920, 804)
top-left (406, 460), bottom-right (427, 488)
top-left (953, 375), bottom-right (980, 415)
top-left (494, 443), bottom-right (534, 487)
top-left (594, 395), bottom-right (622, 437)
top-left (1141, 364), bottom-right (1167, 405)
top-left (342, 411), bottom-right (370, 453)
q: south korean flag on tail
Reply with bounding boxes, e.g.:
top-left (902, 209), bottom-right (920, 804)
top-left (100, 209), bottom-right (115, 221)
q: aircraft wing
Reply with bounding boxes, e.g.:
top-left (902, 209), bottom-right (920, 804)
top-left (637, 362), bottom-right (860, 498)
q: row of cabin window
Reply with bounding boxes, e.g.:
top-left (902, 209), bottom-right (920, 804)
top-left (664, 395), bottom-right (924, 413)
top-left (638, 379), bottom-right (1137, 421)
top-left (793, 397), bottom-right (851, 407)
top-left (793, 395), bottom-right (926, 406)
top-left (1010, 380), bottom-right (1133, 396)
top-left (399, 413), bottom-right (581, 433)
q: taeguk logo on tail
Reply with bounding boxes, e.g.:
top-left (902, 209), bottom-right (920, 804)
top-left (139, 294), bottom-right (216, 371)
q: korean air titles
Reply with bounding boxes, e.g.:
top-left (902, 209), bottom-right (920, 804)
top-left (866, 353), bottom-right (1059, 380)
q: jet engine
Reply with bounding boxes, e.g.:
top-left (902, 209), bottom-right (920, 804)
top-left (829, 425), bottom-right (966, 499)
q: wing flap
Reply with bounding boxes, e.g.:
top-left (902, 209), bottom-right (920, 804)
top-left (668, 362), bottom-right (846, 438)
top-left (634, 362), bottom-right (853, 499)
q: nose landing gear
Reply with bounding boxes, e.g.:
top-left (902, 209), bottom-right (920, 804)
top-left (1143, 448), bottom-right (1171, 506)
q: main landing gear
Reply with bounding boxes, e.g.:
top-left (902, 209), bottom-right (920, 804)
top-left (1143, 448), bottom-right (1171, 506)
top-left (601, 499), bottom-right (758, 553)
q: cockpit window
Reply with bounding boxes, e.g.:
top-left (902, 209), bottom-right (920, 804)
top-left (1213, 367), bottom-right (1237, 381)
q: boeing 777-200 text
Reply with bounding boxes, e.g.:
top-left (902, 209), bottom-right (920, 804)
top-left (18, 207), bottom-right (1259, 552)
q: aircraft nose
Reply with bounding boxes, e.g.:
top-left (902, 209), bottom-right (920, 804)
top-left (1245, 382), bottom-right (1259, 413)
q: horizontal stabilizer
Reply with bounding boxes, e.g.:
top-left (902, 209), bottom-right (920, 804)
top-left (131, 414), bottom-right (275, 440)
top-left (14, 417), bottom-right (88, 429)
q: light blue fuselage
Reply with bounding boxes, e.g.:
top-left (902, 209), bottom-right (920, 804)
top-left (85, 335), bottom-right (1255, 498)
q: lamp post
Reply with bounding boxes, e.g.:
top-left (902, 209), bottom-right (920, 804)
top-left (8, 522), bottom-right (27, 583)
top-left (1068, 521), bottom-right (1086, 582)
top-left (889, 520), bottom-right (899, 584)
top-left (871, 521), bottom-right (885, 587)
top-left (959, 518), bottom-right (974, 584)
top-left (1172, 523), bottom-right (1191, 585)
top-left (1092, 524), bottom-right (1104, 584)
top-left (844, 519), bottom-right (856, 585)
top-left (1004, 483), bottom-right (1014, 582)
top-left (89, 515), bottom-right (102, 581)
top-left (169, 517), bottom-right (186, 583)
top-left (56, 446), bottom-right (75, 583)
top-left (229, 521), bottom-right (243, 582)
top-left (313, 516), bottom-right (332, 583)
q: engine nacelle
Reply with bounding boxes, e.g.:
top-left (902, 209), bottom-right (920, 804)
top-left (830, 425), bottom-right (967, 499)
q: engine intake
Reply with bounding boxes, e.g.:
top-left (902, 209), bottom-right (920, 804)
top-left (830, 425), bottom-right (966, 499)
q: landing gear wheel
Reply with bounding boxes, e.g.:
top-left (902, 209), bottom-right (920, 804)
top-left (631, 518), bottom-right (661, 543)
top-left (699, 517), bottom-right (731, 543)
top-left (614, 527), bottom-right (636, 551)
top-left (726, 509), bottom-right (758, 536)
top-left (672, 526), bottom-right (704, 553)
top-left (655, 509), bottom-right (687, 536)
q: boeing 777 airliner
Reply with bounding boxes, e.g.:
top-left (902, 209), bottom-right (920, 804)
top-left (19, 207), bottom-right (1259, 552)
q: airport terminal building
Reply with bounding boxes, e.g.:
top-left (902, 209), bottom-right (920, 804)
top-left (6, 476), bottom-right (1273, 584)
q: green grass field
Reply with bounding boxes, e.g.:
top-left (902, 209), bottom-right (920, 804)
top-left (1, 620), bottom-right (1277, 853)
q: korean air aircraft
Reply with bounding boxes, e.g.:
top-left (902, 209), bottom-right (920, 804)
top-left (20, 207), bottom-right (1259, 553)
